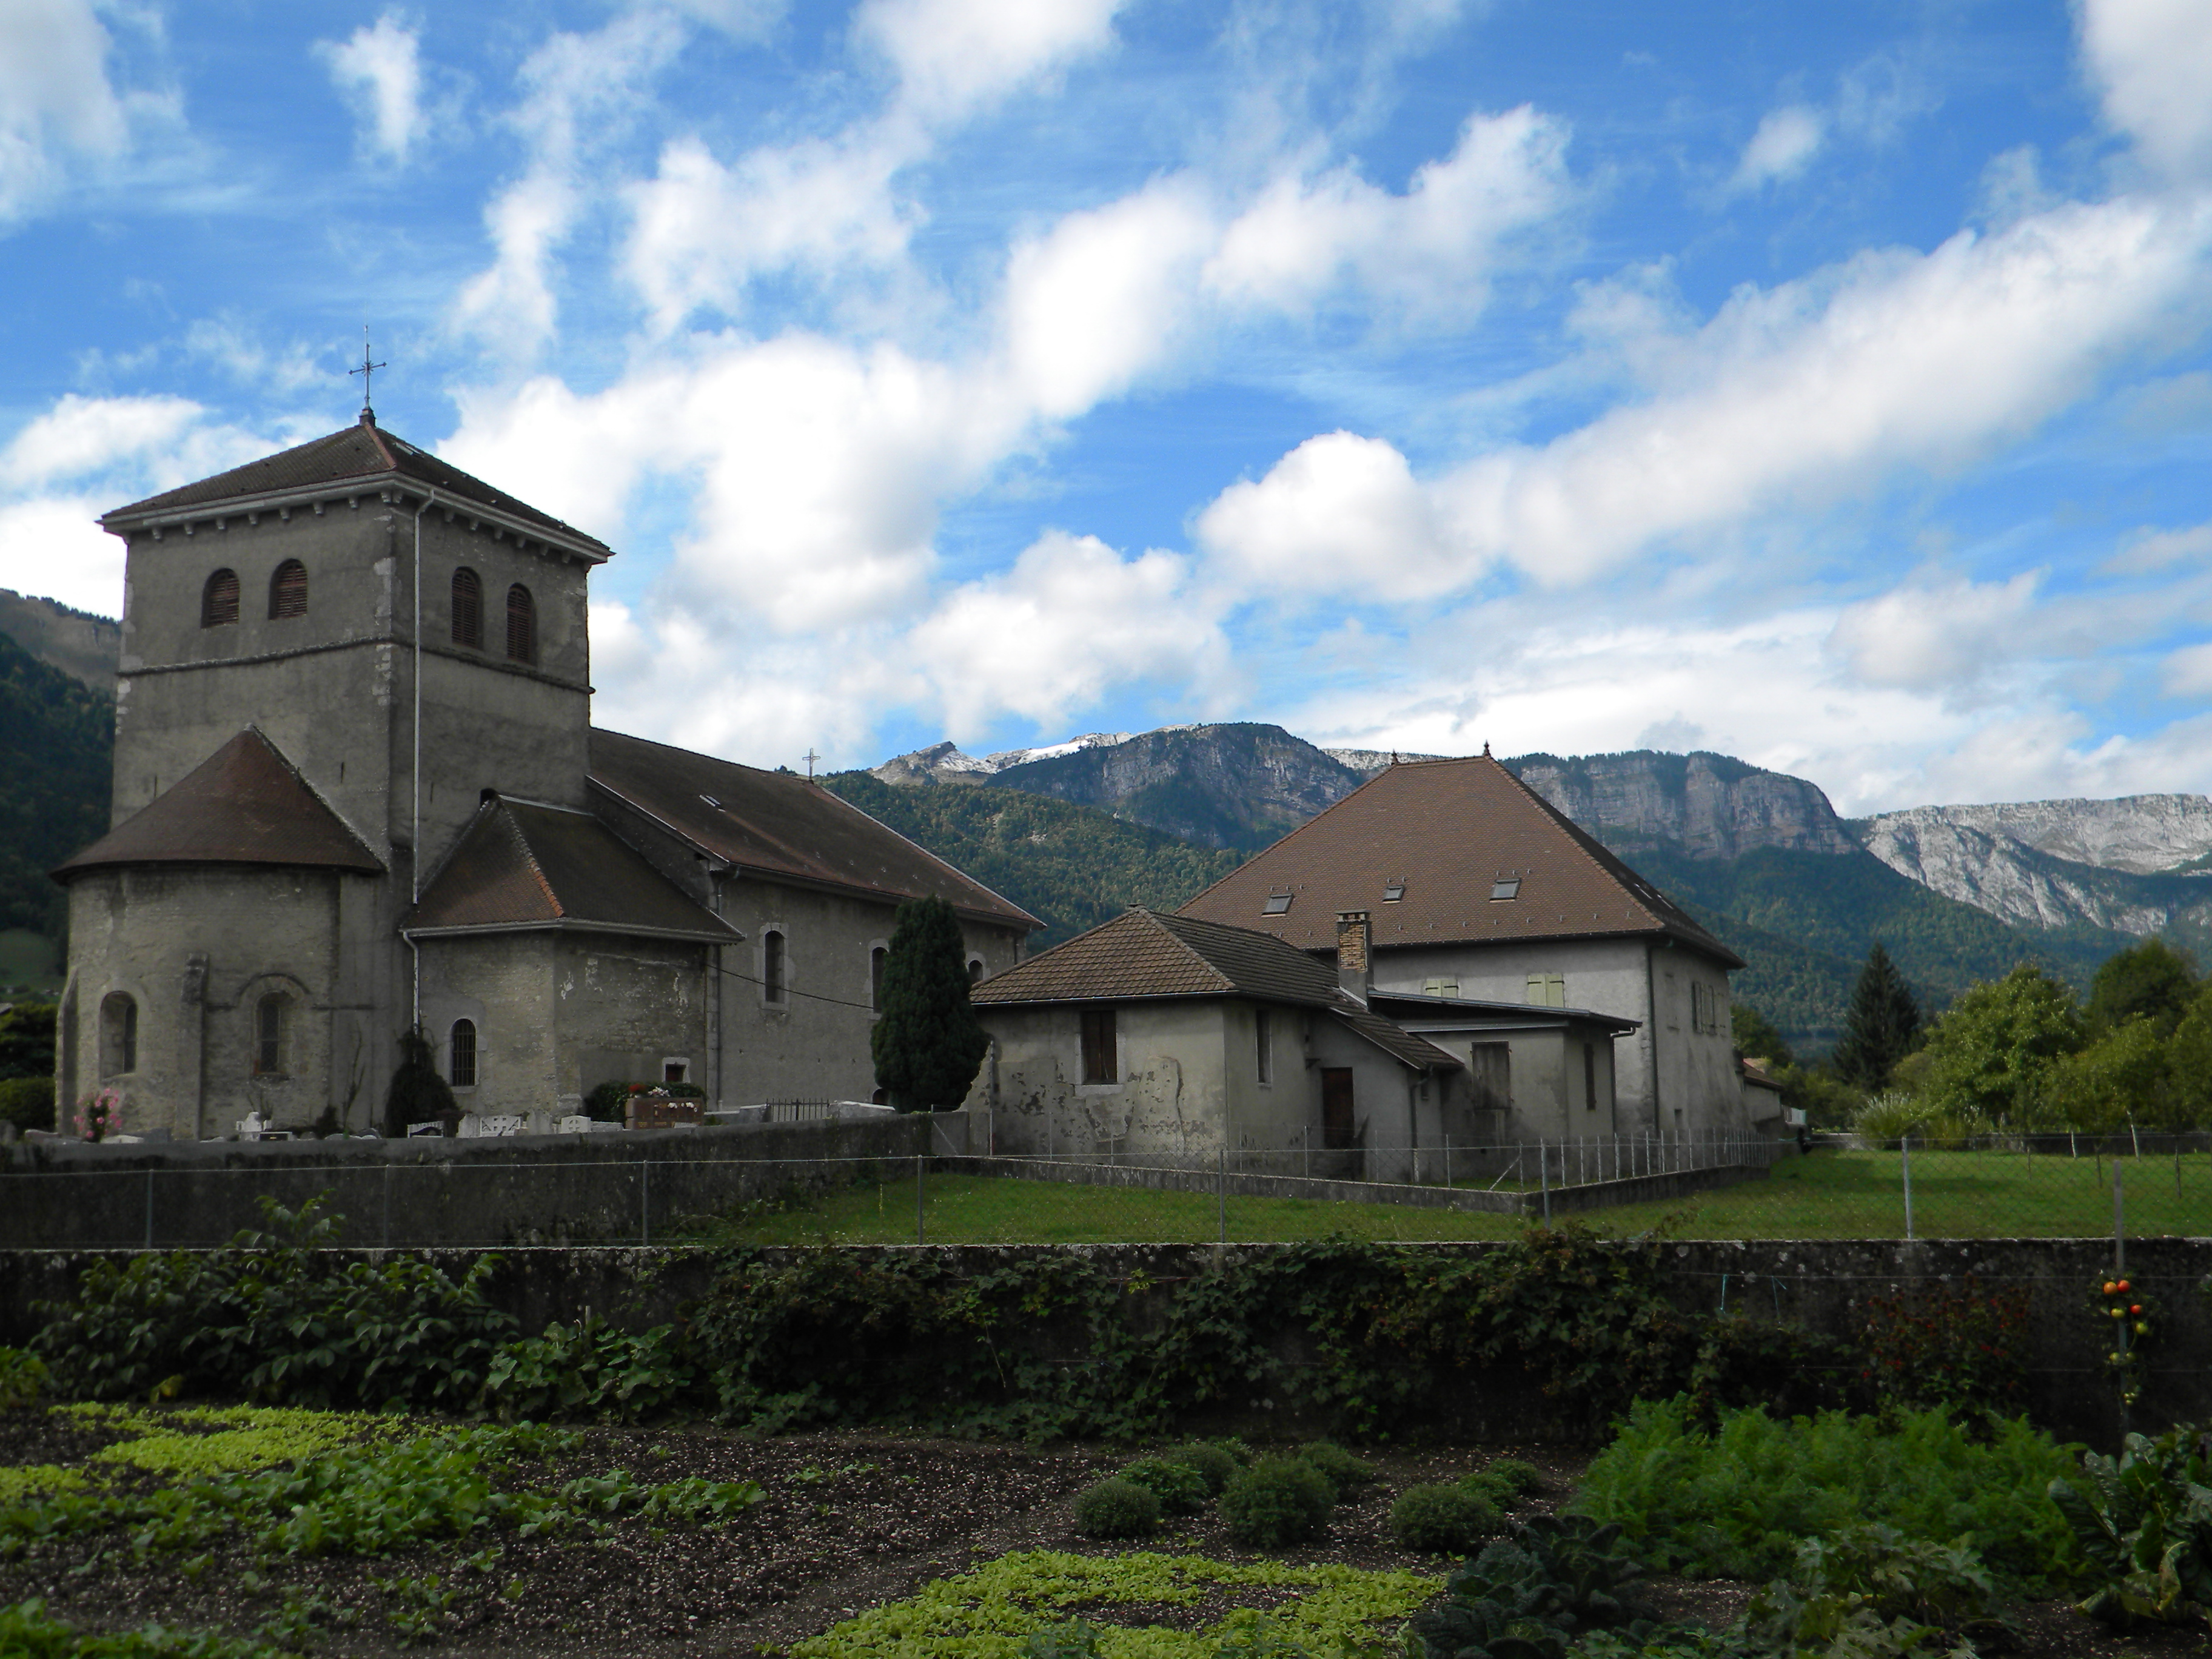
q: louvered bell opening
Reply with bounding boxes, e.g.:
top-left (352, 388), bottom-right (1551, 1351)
top-left (202, 569), bottom-right (240, 627)
top-left (451, 568), bottom-right (483, 648)
top-left (505, 583), bottom-right (535, 665)
top-left (269, 560), bottom-right (307, 620)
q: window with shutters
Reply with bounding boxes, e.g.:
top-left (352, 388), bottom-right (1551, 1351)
top-left (1079, 1007), bottom-right (1117, 1084)
top-left (268, 559), bottom-right (307, 619)
top-left (202, 569), bottom-right (240, 627)
top-left (1525, 971), bottom-right (1565, 1008)
top-left (505, 583), bottom-right (535, 664)
top-left (447, 1019), bottom-right (477, 1088)
top-left (451, 568), bottom-right (483, 648)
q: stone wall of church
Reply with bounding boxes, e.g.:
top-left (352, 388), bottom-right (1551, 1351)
top-left (59, 865), bottom-right (380, 1139)
top-left (415, 934), bottom-right (558, 1117)
top-left (553, 936), bottom-right (713, 1112)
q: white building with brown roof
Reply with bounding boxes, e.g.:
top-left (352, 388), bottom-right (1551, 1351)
top-left (53, 414), bottom-right (1034, 1136)
top-left (1176, 753), bottom-right (1749, 1138)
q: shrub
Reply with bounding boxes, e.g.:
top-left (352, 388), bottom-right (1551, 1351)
top-left (1221, 1456), bottom-right (1334, 1547)
top-left (1118, 1456), bottom-right (1210, 1515)
top-left (1072, 1477), bottom-right (1161, 1539)
top-left (1295, 1440), bottom-right (1373, 1495)
top-left (1484, 1458), bottom-right (1545, 1497)
top-left (480, 1316), bottom-right (694, 1422)
top-left (1390, 1482), bottom-right (1503, 1553)
top-left (1164, 1441), bottom-right (1241, 1495)
top-left (0, 1346), bottom-right (45, 1410)
top-left (0, 1074), bottom-right (55, 1131)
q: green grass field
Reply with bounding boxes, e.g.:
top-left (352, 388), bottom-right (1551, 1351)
top-left (671, 1148), bottom-right (2212, 1245)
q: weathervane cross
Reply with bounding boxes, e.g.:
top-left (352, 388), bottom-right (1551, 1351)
top-left (349, 326), bottom-right (387, 416)
top-left (803, 748), bottom-right (821, 779)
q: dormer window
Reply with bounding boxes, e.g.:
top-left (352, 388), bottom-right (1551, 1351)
top-left (268, 560), bottom-right (307, 620)
top-left (202, 569), bottom-right (240, 627)
top-left (1490, 877), bottom-right (1521, 900)
top-left (1262, 893), bottom-right (1293, 915)
top-left (1382, 880), bottom-right (1406, 902)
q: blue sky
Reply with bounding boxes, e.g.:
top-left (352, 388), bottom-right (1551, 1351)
top-left (2, 0), bottom-right (2210, 814)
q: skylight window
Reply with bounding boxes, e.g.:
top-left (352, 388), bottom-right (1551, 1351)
top-left (1382, 880), bottom-right (1406, 902)
top-left (1490, 878), bottom-right (1521, 900)
top-left (1262, 893), bottom-right (1293, 915)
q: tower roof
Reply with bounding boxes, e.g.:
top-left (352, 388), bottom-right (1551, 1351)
top-left (52, 728), bottom-right (383, 879)
top-left (99, 414), bottom-right (611, 560)
top-left (406, 796), bottom-right (742, 945)
top-left (1176, 752), bottom-right (1744, 967)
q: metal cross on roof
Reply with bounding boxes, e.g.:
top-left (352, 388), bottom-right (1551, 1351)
top-left (349, 326), bottom-right (387, 416)
top-left (803, 748), bottom-right (822, 779)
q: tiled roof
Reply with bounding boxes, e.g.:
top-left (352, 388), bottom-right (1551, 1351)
top-left (971, 908), bottom-right (1461, 1073)
top-left (407, 797), bottom-right (741, 943)
top-left (52, 729), bottom-right (383, 879)
top-left (1176, 754), bottom-right (1743, 968)
top-left (101, 415), bottom-right (611, 555)
top-left (588, 729), bottom-right (1037, 931)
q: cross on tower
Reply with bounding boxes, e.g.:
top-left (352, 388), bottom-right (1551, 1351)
top-left (802, 748), bottom-right (822, 779)
top-left (349, 326), bottom-right (387, 418)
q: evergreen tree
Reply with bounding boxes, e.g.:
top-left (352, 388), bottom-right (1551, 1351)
top-left (871, 894), bottom-right (989, 1112)
top-left (1831, 942), bottom-right (1921, 1090)
top-left (383, 1026), bottom-right (457, 1137)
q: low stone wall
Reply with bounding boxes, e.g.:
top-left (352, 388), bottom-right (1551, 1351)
top-left (1, 1235), bottom-right (2204, 1445)
top-left (0, 1113), bottom-right (950, 1249)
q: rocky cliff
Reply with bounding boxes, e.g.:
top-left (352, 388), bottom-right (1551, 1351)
top-left (0, 588), bottom-right (118, 691)
top-left (1503, 749), bottom-right (1861, 860)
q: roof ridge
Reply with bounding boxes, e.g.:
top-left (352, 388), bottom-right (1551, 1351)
top-left (1136, 910), bottom-right (1240, 994)
top-left (1173, 763), bottom-right (1398, 913)
top-left (1484, 754), bottom-right (1664, 931)
top-left (500, 800), bottom-right (566, 919)
top-left (239, 724), bottom-right (382, 865)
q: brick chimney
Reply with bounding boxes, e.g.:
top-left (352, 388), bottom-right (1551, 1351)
top-left (1335, 910), bottom-right (1371, 1004)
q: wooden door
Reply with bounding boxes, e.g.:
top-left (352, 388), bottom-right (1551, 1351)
top-left (1321, 1068), bottom-right (1356, 1150)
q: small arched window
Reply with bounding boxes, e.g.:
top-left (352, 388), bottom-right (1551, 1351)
top-left (202, 569), bottom-right (240, 627)
top-left (100, 993), bottom-right (137, 1076)
top-left (449, 1019), bottom-right (477, 1088)
top-left (968, 957), bottom-right (985, 984)
top-left (268, 559), bottom-right (307, 620)
top-left (505, 584), bottom-right (535, 664)
top-left (253, 994), bottom-right (287, 1076)
top-left (451, 568), bottom-right (483, 648)
top-left (871, 946), bottom-right (888, 1010)
top-left (763, 930), bottom-right (786, 1004)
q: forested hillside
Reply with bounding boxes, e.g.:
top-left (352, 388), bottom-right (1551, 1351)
top-left (0, 630), bottom-right (112, 939)
top-left (824, 771), bottom-right (1244, 948)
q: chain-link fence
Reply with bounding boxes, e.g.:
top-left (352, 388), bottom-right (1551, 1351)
top-left (7, 1126), bottom-right (2202, 1249)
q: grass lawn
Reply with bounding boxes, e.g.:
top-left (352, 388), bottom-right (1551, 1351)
top-left (671, 1148), bottom-right (2212, 1245)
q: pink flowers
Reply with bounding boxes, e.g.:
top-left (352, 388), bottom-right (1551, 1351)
top-left (73, 1088), bottom-right (122, 1142)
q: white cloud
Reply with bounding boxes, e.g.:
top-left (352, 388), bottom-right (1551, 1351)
top-left (1197, 192), bottom-right (2212, 598)
top-left (1726, 104), bottom-right (1825, 195)
top-left (907, 530), bottom-right (1227, 733)
top-left (857, 0), bottom-right (1122, 124)
top-left (0, 394), bottom-right (201, 489)
top-left (0, 494), bottom-right (123, 615)
top-left (2162, 641), bottom-right (2212, 697)
top-left (453, 173), bottom-right (577, 358)
top-left (2110, 518), bottom-right (2212, 572)
top-left (1198, 431), bottom-right (1446, 597)
top-left (0, 0), bottom-right (127, 221)
top-left (1825, 573), bottom-right (2042, 692)
top-left (660, 0), bottom-right (788, 38)
top-left (1204, 106), bottom-right (1570, 321)
top-left (317, 15), bottom-right (423, 164)
top-left (2078, 0), bottom-right (2212, 182)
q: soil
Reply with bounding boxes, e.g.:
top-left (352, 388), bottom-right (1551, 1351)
top-left (1, 1423), bottom-right (2202, 1658)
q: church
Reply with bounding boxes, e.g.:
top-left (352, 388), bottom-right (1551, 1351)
top-left (52, 409), bottom-right (1036, 1138)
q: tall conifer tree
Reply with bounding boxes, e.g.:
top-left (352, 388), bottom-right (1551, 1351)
top-left (1832, 942), bottom-right (1921, 1090)
top-left (871, 894), bottom-right (990, 1111)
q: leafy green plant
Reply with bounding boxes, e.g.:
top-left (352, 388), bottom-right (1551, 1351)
top-left (0, 1598), bottom-right (292, 1658)
top-left (0, 1074), bottom-right (56, 1132)
top-left (1072, 1478), bottom-right (1161, 1539)
top-left (1856, 1278), bottom-right (2031, 1414)
top-left (1295, 1441), bottom-right (1374, 1496)
top-left (1164, 1442), bottom-right (1241, 1496)
top-left (2088, 1274), bottom-right (2159, 1409)
top-left (1390, 1483), bottom-right (1503, 1555)
top-left (1221, 1456), bottom-right (1334, 1548)
top-left (1118, 1457), bottom-right (1210, 1515)
top-left (0, 1347), bottom-right (46, 1410)
top-left (478, 1315), bottom-right (693, 1421)
top-left (2048, 1422), bottom-right (2212, 1632)
top-left (1738, 1523), bottom-right (2003, 1657)
top-left (1408, 1516), bottom-right (1654, 1659)
top-left (1575, 1395), bottom-right (2080, 1586)
top-left (1484, 1460), bottom-right (1544, 1498)
top-left (371, 1572), bottom-right (455, 1647)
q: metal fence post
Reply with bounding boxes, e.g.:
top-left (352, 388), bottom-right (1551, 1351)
top-left (1900, 1136), bottom-right (1914, 1241)
top-left (916, 1153), bottom-right (925, 1245)
top-left (2112, 1156), bottom-right (2125, 1275)
top-left (1218, 1145), bottom-right (1227, 1245)
top-left (1444, 1135), bottom-right (1452, 1188)
top-left (641, 1160), bottom-right (651, 1247)
top-left (1539, 1139), bottom-right (1550, 1224)
top-left (381, 1162), bottom-right (391, 1250)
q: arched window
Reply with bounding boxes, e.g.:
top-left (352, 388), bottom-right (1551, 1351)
top-left (268, 559), bottom-right (307, 620)
top-left (202, 569), bottom-right (240, 627)
top-left (968, 957), bottom-right (985, 984)
top-left (505, 584), bottom-right (535, 664)
top-left (871, 946), bottom-right (888, 1010)
top-left (449, 1019), bottom-right (477, 1088)
top-left (253, 994), bottom-right (287, 1076)
top-left (451, 568), bottom-right (483, 648)
top-left (100, 993), bottom-right (137, 1076)
top-left (763, 930), bottom-right (786, 1004)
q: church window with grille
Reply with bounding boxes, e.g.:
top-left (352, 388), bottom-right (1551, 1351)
top-left (202, 569), bottom-right (240, 627)
top-left (451, 568), bottom-right (483, 648)
top-left (505, 584), bottom-right (535, 664)
top-left (449, 1019), bottom-right (477, 1088)
top-left (254, 995), bottom-right (288, 1075)
top-left (101, 993), bottom-right (137, 1076)
top-left (268, 560), bottom-right (307, 620)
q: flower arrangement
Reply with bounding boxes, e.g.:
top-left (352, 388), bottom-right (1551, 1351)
top-left (73, 1088), bottom-right (122, 1142)
top-left (2093, 1275), bottom-right (2159, 1407)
